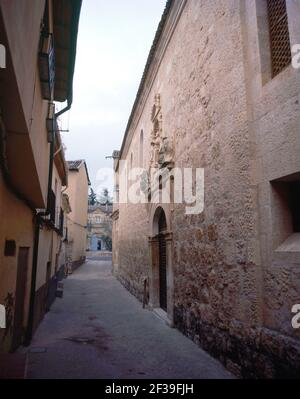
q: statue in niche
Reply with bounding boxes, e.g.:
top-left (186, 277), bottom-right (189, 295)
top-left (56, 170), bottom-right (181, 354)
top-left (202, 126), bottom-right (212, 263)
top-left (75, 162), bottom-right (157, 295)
top-left (159, 136), bottom-right (174, 168)
top-left (150, 120), bottom-right (161, 167)
top-left (150, 94), bottom-right (162, 168)
top-left (149, 93), bottom-right (174, 169)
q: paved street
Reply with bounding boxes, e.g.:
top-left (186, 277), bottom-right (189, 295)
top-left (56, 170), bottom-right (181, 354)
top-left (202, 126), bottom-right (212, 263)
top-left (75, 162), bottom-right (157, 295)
top-left (26, 259), bottom-right (233, 379)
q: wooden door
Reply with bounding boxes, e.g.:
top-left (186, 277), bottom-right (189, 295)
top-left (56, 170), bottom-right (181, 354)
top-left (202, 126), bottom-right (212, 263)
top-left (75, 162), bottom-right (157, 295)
top-left (158, 211), bottom-right (167, 312)
top-left (12, 247), bottom-right (29, 351)
top-left (159, 233), bottom-right (167, 311)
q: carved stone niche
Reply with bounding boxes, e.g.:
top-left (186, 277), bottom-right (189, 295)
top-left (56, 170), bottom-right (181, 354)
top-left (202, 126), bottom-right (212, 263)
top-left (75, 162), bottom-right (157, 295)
top-left (150, 94), bottom-right (162, 169)
top-left (149, 94), bottom-right (174, 170)
top-left (159, 136), bottom-right (174, 169)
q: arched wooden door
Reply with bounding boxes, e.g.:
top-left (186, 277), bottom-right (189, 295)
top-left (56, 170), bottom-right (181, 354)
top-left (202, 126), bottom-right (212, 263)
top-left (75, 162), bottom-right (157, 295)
top-left (158, 211), bottom-right (167, 311)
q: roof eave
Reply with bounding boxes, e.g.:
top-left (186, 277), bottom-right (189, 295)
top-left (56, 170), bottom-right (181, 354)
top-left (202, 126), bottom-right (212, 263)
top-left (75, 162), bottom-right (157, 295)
top-left (53, 0), bottom-right (82, 103)
top-left (67, 160), bottom-right (91, 186)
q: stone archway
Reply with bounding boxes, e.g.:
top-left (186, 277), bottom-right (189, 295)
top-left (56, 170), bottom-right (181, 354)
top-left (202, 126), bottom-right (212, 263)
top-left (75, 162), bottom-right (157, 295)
top-left (148, 206), bottom-right (174, 325)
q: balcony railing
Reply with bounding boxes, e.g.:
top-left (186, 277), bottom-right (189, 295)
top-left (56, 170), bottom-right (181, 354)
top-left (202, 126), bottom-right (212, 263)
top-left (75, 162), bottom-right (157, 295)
top-left (42, 191), bottom-right (64, 236)
top-left (38, 33), bottom-right (55, 100)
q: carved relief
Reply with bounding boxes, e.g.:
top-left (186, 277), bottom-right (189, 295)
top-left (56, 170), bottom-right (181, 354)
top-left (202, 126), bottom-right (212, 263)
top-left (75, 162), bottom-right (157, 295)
top-left (150, 94), bottom-right (162, 168)
top-left (159, 136), bottom-right (174, 168)
top-left (149, 94), bottom-right (174, 169)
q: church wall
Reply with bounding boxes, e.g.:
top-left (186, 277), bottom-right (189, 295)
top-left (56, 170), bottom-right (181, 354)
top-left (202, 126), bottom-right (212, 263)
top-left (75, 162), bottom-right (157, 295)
top-left (114, 0), bottom-right (300, 378)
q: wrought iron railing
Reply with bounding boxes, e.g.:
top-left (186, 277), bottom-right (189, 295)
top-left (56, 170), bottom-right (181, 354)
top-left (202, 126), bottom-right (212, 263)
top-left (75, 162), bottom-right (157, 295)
top-left (38, 32), bottom-right (55, 100)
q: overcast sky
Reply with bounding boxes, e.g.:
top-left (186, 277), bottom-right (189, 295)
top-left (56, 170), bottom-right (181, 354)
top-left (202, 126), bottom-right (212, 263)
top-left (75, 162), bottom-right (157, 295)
top-left (59, 0), bottom-right (166, 197)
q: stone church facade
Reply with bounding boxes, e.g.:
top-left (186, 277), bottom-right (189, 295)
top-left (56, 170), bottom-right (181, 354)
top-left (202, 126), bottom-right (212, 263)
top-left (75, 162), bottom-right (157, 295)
top-left (112, 0), bottom-right (300, 378)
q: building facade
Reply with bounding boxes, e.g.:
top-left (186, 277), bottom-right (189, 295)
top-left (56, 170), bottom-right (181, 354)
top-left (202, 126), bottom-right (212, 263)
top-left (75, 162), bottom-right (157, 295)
top-left (33, 129), bottom-right (69, 333)
top-left (113, 0), bottom-right (300, 378)
top-left (0, 0), bottom-right (81, 352)
top-left (65, 160), bottom-right (90, 271)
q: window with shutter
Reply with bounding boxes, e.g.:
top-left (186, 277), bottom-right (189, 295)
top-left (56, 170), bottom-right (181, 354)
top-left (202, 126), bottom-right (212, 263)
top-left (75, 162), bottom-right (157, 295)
top-left (267, 0), bottom-right (291, 77)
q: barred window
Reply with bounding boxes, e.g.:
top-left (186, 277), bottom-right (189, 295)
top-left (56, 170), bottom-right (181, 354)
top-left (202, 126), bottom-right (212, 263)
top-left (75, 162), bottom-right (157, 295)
top-left (267, 0), bottom-right (291, 77)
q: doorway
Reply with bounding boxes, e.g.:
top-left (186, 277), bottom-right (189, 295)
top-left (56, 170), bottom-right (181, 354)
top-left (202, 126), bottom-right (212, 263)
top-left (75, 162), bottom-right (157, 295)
top-left (12, 247), bottom-right (29, 351)
top-left (158, 211), bottom-right (167, 311)
top-left (149, 206), bottom-right (174, 325)
top-left (45, 261), bottom-right (52, 311)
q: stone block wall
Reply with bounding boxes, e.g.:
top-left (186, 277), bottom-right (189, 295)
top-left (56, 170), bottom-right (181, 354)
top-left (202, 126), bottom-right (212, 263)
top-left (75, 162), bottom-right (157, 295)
top-left (114, 0), bottom-right (300, 377)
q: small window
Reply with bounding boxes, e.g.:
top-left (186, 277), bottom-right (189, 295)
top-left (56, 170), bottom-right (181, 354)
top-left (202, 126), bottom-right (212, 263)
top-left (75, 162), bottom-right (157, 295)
top-left (271, 179), bottom-right (300, 248)
top-left (140, 130), bottom-right (144, 168)
top-left (159, 175), bottom-right (163, 191)
top-left (4, 240), bottom-right (16, 257)
top-left (267, 0), bottom-right (291, 77)
top-left (130, 152), bottom-right (133, 169)
top-left (290, 182), bottom-right (300, 233)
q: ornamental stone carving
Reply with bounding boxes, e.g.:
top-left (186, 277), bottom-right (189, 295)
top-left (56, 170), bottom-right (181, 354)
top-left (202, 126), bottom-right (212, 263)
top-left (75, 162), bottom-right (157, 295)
top-left (149, 94), bottom-right (174, 170)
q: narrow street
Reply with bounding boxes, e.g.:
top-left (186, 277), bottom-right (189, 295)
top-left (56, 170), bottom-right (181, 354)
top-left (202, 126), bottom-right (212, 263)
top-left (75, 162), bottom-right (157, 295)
top-left (25, 257), bottom-right (233, 379)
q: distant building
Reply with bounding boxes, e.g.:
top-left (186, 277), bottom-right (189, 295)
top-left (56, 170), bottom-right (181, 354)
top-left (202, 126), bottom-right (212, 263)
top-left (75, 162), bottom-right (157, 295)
top-left (65, 160), bottom-right (90, 271)
top-left (87, 204), bottom-right (113, 252)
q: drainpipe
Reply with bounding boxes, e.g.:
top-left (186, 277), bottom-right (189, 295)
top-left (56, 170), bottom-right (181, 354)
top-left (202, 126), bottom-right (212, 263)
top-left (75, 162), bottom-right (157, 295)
top-left (55, 97), bottom-right (72, 119)
top-left (25, 99), bottom-right (71, 345)
top-left (24, 214), bottom-right (41, 346)
top-left (45, 128), bottom-right (56, 215)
